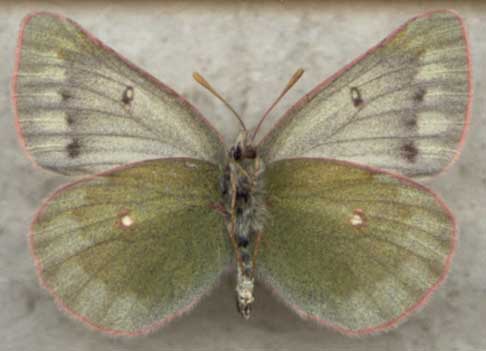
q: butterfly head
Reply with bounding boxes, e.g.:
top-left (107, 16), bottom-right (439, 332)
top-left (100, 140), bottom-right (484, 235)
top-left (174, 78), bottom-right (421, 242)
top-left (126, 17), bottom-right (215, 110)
top-left (229, 131), bottom-right (257, 162)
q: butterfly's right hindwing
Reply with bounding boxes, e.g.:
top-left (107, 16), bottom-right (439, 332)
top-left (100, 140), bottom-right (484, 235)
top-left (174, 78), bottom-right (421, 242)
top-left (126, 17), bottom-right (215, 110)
top-left (31, 158), bottom-right (230, 335)
top-left (13, 13), bottom-right (225, 175)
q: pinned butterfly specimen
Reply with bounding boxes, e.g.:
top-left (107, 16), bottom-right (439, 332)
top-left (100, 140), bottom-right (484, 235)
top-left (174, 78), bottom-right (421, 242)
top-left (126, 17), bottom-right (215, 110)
top-left (12, 10), bottom-right (472, 336)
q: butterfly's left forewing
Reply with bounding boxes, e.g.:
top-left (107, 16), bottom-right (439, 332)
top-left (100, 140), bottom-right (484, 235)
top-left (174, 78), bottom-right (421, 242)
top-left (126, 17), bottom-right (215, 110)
top-left (258, 158), bottom-right (455, 335)
top-left (30, 158), bottom-right (230, 335)
top-left (258, 10), bottom-right (471, 178)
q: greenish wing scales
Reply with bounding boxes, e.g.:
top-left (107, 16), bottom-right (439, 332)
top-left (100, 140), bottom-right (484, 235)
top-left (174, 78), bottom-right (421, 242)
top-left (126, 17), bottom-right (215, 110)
top-left (13, 13), bottom-right (224, 175)
top-left (30, 158), bottom-right (230, 335)
top-left (259, 11), bottom-right (471, 178)
top-left (259, 158), bottom-right (455, 334)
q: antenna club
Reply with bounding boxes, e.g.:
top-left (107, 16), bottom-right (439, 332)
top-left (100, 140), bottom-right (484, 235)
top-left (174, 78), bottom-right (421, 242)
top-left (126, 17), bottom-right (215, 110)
top-left (251, 68), bottom-right (305, 141)
top-left (193, 71), bottom-right (247, 131)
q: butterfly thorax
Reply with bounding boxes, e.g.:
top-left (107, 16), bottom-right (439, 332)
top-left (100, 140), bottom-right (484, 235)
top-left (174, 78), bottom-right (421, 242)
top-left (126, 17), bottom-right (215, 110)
top-left (221, 132), bottom-right (266, 319)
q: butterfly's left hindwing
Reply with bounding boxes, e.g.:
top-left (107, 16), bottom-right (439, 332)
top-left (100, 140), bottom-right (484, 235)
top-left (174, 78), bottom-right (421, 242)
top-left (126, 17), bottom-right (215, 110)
top-left (259, 158), bottom-right (455, 335)
top-left (13, 13), bottom-right (225, 175)
top-left (30, 158), bottom-right (230, 335)
top-left (258, 11), bottom-right (471, 178)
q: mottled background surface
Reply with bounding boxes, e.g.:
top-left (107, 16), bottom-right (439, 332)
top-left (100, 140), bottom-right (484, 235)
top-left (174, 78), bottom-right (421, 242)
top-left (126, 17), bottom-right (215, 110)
top-left (1, 1), bottom-right (485, 350)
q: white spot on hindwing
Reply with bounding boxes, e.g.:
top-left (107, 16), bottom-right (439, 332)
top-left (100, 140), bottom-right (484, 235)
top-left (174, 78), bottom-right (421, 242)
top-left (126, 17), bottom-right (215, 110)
top-left (350, 214), bottom-right (363, 226)
top-left (118, 210), bottom-right (134, 229)
top-left (350, 208), bottom-right (367, 229)
top-left (121, 214), bottom-right (134, 227)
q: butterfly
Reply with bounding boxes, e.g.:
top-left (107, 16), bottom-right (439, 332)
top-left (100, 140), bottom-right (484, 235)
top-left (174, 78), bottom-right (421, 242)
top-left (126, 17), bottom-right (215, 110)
top-left (12, 10), bottom-right (471, 336)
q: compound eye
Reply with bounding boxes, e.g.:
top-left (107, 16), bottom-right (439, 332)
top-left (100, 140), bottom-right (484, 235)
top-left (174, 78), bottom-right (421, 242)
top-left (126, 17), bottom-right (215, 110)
top-left (230, 145), bottom-right (242, 161)
top-left (243, 146), bottom-right (257, 159)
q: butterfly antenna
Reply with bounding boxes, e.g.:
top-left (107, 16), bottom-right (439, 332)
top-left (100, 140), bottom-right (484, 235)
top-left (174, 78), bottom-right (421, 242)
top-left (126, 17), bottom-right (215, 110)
top-left (251, 68), bottom-right (304, 141)
top-left (193, 72), bottom-right (247, 131)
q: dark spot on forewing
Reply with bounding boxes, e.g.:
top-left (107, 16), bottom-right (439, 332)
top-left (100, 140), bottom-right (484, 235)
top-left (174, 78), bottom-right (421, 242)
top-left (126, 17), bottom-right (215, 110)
top-left (413, 87), bottom-right (426, 102)
top-left (404, 115), bottom-right (417, 129)
top-left (60, 89), bottom-right (73, 101)
top-left (65, 112), bottom-right (75, 126)
top-left (400, 141), bottom-right (418, 163)
top-left (122, 86), bottom-right (134, 105)
top-left (350, 87), bottom-right (364, 108)
top-left (67, 139), bottom-right (81, 158)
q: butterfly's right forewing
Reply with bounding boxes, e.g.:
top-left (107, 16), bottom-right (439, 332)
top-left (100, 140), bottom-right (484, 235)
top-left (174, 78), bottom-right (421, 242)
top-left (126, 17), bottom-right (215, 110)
top-left (13, 13), bottom-right (225, 175)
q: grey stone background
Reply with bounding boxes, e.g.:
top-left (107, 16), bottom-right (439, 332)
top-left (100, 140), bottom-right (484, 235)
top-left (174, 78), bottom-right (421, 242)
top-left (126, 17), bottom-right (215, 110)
top-left (1, 1), bottom-right (485, 350)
